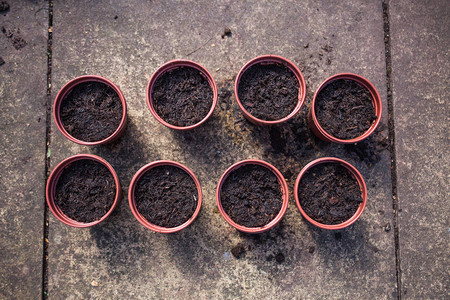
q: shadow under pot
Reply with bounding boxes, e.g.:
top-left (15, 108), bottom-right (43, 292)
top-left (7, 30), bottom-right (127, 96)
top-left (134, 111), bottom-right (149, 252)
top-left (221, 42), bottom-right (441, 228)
top-left (147, 60), bottom-right (218, 130)
top-left (216, 160), bottom-right (289, 233)
top-left (128, 161), bottom-right (202, 233)
top-left (53, 75), bottom-right (128, 145)
top-left (294, 157), bottom-right (367, 230)
top-left (46, 154), bottom-right (122, 228)
top-left (234, 55), bottom-right (306, 125)
top-left (308, 73), bottom-right (382, 144)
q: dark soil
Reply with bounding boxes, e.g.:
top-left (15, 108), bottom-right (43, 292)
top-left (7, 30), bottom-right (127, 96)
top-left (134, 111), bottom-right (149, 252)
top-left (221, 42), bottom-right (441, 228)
top-left (231, 244), bottom-right (246, 258)
top-left (0, 57), bottom-right (4, 66)
top-left (221, 28), bottom-right (232, 38)
top-left (297, 162), bottom-right (363, 225)
top-left (152, 66), bottom-right (213, 127)
top-left (0, 1), bottom-right (9, 13)
top-left (54, 159), bottom-right (116, 223)
top-left (134, 165), bottom-right (197, 228)
top-left (315, 79), bottom-right (377, 139)
top-left (237, 63), bottom-right (299, 121)
top-left (60, 81), bottom-right (123, 142)
top-left (220, 164), bottom-right (283, 228)
top-left (275, 252), bottom-right (285, 263)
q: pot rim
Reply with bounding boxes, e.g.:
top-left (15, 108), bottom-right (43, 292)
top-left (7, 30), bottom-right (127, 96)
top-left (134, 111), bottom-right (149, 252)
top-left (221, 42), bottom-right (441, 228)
top-left (45, 154), bottom-right (122, 228)
top-left (294, 157), bottom-right (367, 230)
top-left (234, 54), bottom-right (306, 125)
top-left (128, 160), bottom-right (202, 233)
top-left (53, 75), bottom-right (128, 145)
top-left (216, 159), bottom-right (289, 233)
top-left (309, 73), bottom-right (382, 144)
top-left (146, 59), bottom-right (218, 130)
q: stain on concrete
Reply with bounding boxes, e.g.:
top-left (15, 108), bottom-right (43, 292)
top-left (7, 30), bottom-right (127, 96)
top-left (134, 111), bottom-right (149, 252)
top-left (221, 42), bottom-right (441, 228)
top-left (2, 26), bottom-right (27, 50)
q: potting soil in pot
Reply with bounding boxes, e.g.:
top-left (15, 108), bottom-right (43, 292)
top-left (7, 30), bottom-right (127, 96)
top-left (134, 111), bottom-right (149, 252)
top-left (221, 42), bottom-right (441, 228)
top-left (134, 165), bottom-right (197, 228)
top-left (297, 162), bottom-right (363, 225)
top-left (54, 159), bottom-right (116, 223)
top-left (315, 79), bottom-right (377, 139)
top-left (221, 164), bottom-right (283, 227)
top-left (238, 63), bottom-right (299, 121)
top-left (60, 82), bottom-right (123, 142)
top-left (152, 66), bottom-right (213, 127)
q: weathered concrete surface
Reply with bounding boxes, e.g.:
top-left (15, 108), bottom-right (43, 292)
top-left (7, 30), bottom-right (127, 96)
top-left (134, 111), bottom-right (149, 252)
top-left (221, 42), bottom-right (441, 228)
top-left (390, 0), bottom-right (449, 298)
top-left (49, 0), bottom-right (396, 298)
top-left (0, 1), bottom-right (47, 298)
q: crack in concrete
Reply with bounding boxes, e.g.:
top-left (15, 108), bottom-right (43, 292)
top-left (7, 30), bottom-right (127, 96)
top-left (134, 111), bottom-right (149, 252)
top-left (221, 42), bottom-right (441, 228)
top-left (42, 0), bottom-right (53, 299)
top-left (382, 0), bottom-right (401, 299)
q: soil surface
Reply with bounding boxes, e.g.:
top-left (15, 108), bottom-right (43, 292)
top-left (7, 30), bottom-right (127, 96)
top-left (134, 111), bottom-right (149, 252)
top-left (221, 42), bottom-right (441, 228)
top-left (134, 165), bottom-right (197, 228)
top-left (237, 63), bottom-right (299, 121)
top-left (297, 162), bottom-right (363, 225)
top-left (54, 159), bottom-right (116, 223)
top-left (315, 79), bottom-right (377, 139)
top-left (60, 81), bottom-right (123, 142)
top-left (220, 164), bottom-right (283, 228)
top-left (152, 66), bottom-right (213, 127)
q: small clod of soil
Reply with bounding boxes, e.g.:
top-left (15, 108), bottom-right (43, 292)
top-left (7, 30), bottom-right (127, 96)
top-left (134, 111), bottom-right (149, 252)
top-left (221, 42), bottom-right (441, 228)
top-left (275, 253), bottom-right (285, 263)
top-left (60, 82), bottom-right (123, 142)
top-left (54, 159), bottom-right (116, 223)
top-left (152, 66), bottom-right (213, 127)
top-left (134, 165), bottom-right (197, 228)
top-left (297, 162), bottom-right (363, 225)
top-left (0, 1), bottom-right (9, 13)
top-left (220, 164), bottom-right (283, 228)
top-left (315, 79), bottom-right (377, 139)
top-left (308, 246), bottom-right (315, 254)
top-left (231, 244), bottom-right (246, 258)
top-left (238, 63), bottom-right (299, 121)
top-left (221, 28), bottom-right (232, 38)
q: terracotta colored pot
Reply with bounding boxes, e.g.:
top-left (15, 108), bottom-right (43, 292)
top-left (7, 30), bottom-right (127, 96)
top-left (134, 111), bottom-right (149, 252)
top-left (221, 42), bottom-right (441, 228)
top-left (146, 60), bottom-right (218, 130)
top-left (216, 159), bottom-right (289, 233)
top-left (294, 157), bottom-right (367, 230)
top-left (128, 160), bottom-right (202, 233)
top-left (53, 75), bottom-right (128, 145)
top-left (46, 154), bottom-right (122, 228)
top-left (234, 55), bottom-right (306, 125)
top-left (308, 73), bottom-right (382, 144)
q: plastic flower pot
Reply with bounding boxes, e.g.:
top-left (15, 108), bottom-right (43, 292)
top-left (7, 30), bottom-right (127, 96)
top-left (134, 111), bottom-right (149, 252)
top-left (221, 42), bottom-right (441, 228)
top-left (53, 75), bottom-right (128, 145)
top-left (146, 59), bottom-right (218, 130)
top-left (234, 55), bottom-right (306, 126)
top-left (128, 160), bottom-right (202, 233)
top-left (46, 154), bottom-right (122, 228)
top-left (294, 157), bottom-right (367, 230)
top-left (216, 159), bottom-right (289, 233)
top-left (308, 73), bottom-right (382, 144)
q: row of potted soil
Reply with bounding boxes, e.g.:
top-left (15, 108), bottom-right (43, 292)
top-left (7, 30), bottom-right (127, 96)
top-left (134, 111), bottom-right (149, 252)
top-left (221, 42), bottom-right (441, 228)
top-left (54, 55), bottom-right (382, 146)
top-left (46, 154), bottom-right (366, 232)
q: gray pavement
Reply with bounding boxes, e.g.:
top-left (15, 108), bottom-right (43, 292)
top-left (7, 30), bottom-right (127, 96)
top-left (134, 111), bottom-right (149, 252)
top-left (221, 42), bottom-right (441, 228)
top-left (0, 0), bottom-right (448, 299)
top-left (0, 1), bottom-right (48, 298)
top-left (48, 1), bottom-right (395, 299)
top-left (390, 0), bottom-right (449, 298)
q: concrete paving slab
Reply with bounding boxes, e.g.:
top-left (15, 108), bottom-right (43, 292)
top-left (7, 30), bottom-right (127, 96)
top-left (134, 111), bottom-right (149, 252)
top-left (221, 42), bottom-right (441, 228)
top-left (390, 0), bottom-right (449, 298)
top-left (49, 0), bottom-right (396, 298)
top-left (0, 1), bottom-right (48, 298)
